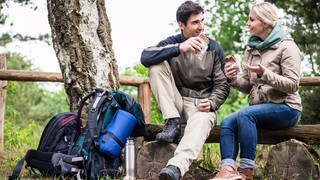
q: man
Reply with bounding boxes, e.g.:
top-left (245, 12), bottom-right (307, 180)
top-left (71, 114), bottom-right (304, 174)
top-left (140, 1), bottom-right (229, 179)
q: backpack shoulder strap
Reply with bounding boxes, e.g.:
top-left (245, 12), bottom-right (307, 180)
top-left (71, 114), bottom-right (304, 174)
top-left (9, 149), bottom-right (55, 179)
top-left (76, 90), bottom-right (96, 125)
top-left (87, 90), bottom-right (112, 143)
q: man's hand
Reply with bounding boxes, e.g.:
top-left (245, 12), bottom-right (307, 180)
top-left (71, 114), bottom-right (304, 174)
top-left (196, 98), bottom-right (211, 112)
top-left (179, 37), bottom-right (203, 53)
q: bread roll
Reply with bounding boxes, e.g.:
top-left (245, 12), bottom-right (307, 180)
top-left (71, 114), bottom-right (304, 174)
top-left (199, 34), bottom-right (209, 45)
top-left (224, 55), bottom-right (236, 63)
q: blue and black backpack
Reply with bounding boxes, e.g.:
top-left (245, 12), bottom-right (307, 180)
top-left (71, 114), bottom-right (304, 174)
top-left (10, 88), bottom-right (145, 179)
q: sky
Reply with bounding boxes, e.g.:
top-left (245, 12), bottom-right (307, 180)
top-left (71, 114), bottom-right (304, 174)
top-left (0, 0), bottom-right (185, 72)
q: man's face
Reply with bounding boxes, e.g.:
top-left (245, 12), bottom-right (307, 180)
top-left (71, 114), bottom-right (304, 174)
top-left (179, 13), bottom-right (205, 38)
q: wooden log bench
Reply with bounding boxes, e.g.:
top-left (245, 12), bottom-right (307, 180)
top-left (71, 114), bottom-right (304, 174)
top-left (141, 123), bottom-right (320, 145)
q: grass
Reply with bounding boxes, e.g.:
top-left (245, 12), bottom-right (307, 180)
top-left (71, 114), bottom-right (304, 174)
top-left (199, 143), bottom-right (221, 171)
top-left (0, 120), bottom-right (44, 178)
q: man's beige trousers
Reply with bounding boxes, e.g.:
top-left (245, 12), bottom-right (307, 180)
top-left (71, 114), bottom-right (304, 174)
top-left (149, 61), bottom-right (216, 176)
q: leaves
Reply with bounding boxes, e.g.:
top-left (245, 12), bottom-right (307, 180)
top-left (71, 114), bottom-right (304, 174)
top-left (5, 53), bottom-right (69, 123)
top-left (204, 0), bottom-right (251, 56)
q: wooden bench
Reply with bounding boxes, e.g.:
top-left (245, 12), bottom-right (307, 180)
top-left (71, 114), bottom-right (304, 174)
top-left (141, 124), bottom-right (320, 145)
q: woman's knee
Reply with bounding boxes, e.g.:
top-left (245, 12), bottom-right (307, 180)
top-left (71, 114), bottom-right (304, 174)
top-left (220, 114), bottom-right (237, 128)
top-left (236, 108), bottom-right (256, 124)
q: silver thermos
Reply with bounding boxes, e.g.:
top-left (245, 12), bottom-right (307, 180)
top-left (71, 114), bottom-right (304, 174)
top-left (124, 137), bottom-right (136, 180)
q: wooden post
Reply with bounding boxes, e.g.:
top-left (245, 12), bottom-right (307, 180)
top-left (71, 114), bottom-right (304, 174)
top-left (138, 83), bottom-right (151, 123)
top-left (0, 54), bottom-right (7, 155)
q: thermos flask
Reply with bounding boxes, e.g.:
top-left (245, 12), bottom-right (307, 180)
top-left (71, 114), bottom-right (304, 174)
top-left (124, 137), bottom-right (136, 180)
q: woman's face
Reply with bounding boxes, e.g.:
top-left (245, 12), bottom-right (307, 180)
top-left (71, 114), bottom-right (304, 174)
top-left (246, 10), bottom-right (270, 40)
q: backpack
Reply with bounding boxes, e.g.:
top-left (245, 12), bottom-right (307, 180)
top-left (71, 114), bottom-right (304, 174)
top-left (10, 88), bottom-right (145, 179)
top-left (60, 88), bottom-right (145, 179)
top-left (9, 112), bottom-right (81, 179)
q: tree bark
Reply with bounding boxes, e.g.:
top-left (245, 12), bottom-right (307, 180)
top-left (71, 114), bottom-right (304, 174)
top-left (0, 54), bottom-right (6, 154)
top-left (47, 0), bottom-right (119, 111)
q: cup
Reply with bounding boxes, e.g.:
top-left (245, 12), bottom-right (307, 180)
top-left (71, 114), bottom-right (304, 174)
top-left (194, 97), bottom-right (205, 107)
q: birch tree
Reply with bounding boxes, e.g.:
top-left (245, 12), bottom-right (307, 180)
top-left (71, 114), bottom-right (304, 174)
top-left (47, 0), bottom-right (119, 111)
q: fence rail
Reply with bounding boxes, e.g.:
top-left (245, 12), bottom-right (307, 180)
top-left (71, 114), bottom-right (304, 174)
top-left (1, 69), bottom-right (320, 86)
top-left (0, 69), bottom-right (151, 122)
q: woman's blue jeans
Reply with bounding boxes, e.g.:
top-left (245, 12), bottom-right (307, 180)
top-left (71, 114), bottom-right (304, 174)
top-left (219, 103), bottom-right (301, 169)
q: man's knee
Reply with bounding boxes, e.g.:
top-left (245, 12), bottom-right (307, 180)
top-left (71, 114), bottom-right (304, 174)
top-left (189, 112), bottom-right (215, 129)
top-left (148, 62), bottom-right (168, 75)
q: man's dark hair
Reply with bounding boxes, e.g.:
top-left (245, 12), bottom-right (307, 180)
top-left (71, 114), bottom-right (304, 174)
top-left (176, 1), bottom-right (204, 25)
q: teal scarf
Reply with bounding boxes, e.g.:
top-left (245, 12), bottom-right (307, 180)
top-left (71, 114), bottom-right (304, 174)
top-left (248, 22), bottom-right (284, 50)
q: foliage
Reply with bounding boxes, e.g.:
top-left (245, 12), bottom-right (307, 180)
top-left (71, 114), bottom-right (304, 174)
top-left (199, 143), bottom-right (221, 171)
top-left (119, 68), bottom-right (138, 100)
top-left (4, 119), bottom-right (38, 150)
top-left (299, 86), bottom-right (320, 124)
top-left (203, 0), bottom-right (251, 56)
top-left (30, 88), bottom-right (69, 120)
top-left (0, 0), bottom-right (50, 46)
top-left (0, 119), bottom-right (42, 177)
top-left (5, 54), bottom-right (69, 124)
top-left (5, 54), bottom-right (42, 122)
top-left (216, 89), bottom-right (248, 124)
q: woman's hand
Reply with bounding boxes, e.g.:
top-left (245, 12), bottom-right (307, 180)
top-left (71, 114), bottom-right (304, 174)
top-left (242, 63), bottom-right (266, 76)
top-left (224, 62), bottom-right (240, 80)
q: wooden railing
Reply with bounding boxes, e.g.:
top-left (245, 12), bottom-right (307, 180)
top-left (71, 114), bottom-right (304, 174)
top-left (0, 68), bottom-right (151, 122)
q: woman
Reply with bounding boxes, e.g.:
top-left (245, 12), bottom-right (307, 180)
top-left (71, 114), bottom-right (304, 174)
top-left (212, 2), bottom-right (302, 180)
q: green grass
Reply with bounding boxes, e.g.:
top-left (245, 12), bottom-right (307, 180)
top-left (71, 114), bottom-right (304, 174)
top-left (199, 143), bottom-right (221, 171)
top-left (0, 119), bottom-right (43, 178)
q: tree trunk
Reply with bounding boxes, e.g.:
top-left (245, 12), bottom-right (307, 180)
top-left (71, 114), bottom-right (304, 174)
top-left (0, 54), bottom-right (6, 154)
top-left (47, 0), bottom-right (119, 111)
top-left (265, 139), bottom-right (320, 179)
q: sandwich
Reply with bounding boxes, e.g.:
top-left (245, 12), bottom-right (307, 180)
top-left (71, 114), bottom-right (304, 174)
top-left (199, 34), bottom-right (209, 45)
top-left (224, 55), bottom-right (236, 63)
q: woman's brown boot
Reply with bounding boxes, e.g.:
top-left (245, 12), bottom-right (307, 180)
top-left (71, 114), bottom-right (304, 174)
top-left (237, 167), bottom-right (253, 180)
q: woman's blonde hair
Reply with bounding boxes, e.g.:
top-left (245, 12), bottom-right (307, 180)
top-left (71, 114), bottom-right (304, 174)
top-left (252, 2), bottom-right (279, 27)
